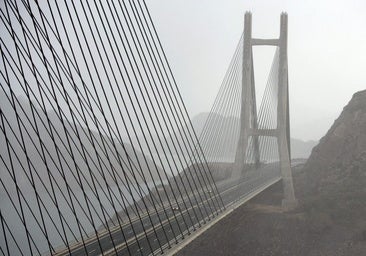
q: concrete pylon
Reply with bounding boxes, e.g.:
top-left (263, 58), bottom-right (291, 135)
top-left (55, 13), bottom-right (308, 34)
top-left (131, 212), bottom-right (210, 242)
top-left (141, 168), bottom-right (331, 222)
top-left (233, 12), bottom-right (256, 179)
top-left (277, 13), bottom-right (298, 209)
top-left (232, 12), bottom-right (298, 209)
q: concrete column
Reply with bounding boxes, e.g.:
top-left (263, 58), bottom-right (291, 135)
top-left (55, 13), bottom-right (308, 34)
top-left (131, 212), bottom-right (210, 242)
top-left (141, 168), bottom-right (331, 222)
top-left (277, 13), bottom-right (297, 209)
top-left (233, 12), bottom-right (252, 179)
top-left (250, 52), bottom-right (260, 167)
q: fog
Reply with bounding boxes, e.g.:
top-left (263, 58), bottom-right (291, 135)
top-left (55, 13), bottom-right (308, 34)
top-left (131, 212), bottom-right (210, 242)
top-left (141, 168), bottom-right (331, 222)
top-left (1, 1), bottom-right (365, 255)
top-left (147, 0), bottom-right (366, 141)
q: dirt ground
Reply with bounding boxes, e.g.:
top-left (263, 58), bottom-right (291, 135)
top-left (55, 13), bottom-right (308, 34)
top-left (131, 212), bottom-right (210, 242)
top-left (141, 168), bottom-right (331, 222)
top-left (175, 178), bottom-right (366, 256)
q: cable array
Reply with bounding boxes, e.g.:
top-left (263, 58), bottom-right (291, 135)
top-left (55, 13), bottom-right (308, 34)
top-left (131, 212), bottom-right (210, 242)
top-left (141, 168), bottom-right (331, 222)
top-left (0, 1), bottom-right (224, 255)
top-left (197, 36), bottom-right (281, 199)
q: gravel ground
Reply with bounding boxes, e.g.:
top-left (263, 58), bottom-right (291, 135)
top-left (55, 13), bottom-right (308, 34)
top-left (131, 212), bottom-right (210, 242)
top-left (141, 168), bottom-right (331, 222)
top-left (175, 177), bottom-right (366, 256)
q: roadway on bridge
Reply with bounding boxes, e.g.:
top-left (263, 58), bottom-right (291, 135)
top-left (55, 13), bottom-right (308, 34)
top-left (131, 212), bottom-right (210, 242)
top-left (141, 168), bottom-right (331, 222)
top-left (55, 164), bottom-right (281, 256)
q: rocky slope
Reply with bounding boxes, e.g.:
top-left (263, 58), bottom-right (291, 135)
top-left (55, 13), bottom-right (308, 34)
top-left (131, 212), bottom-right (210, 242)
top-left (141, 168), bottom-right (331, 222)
top-left (303, 89), bottom-right (366, 194)
top-left (296, 90), bottom-right (366, 238)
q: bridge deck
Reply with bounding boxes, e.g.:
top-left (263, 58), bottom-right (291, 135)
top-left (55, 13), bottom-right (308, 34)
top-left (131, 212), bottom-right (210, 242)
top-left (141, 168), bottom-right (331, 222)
top-left (163, 176), bottom-right (281, 256)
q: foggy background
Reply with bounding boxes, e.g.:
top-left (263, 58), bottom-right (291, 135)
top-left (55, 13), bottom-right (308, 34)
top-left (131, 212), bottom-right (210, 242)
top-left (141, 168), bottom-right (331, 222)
top-left (147, 0), bottom-right (366, 141)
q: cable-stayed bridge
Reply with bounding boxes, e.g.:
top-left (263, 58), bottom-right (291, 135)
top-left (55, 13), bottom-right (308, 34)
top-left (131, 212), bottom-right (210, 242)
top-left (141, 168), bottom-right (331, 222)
top-left (0, 1), bottom-right (296, 255)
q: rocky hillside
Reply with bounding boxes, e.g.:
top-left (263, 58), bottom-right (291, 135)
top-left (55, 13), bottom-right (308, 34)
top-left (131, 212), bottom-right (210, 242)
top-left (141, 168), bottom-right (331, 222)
top-left (298, 89), bottom-right (366, 250)
top-left (304, 89), bottom-right (366, 193)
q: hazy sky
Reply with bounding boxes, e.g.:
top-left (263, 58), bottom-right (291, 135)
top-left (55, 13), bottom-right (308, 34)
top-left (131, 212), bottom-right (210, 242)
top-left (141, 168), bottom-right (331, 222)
top-left (147, 0), bottom-right (366, 141)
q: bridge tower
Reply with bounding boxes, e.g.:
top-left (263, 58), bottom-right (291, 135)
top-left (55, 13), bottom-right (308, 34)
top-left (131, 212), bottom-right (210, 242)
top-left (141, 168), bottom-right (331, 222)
top-left (233, 12), bottom-right (298, 209)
